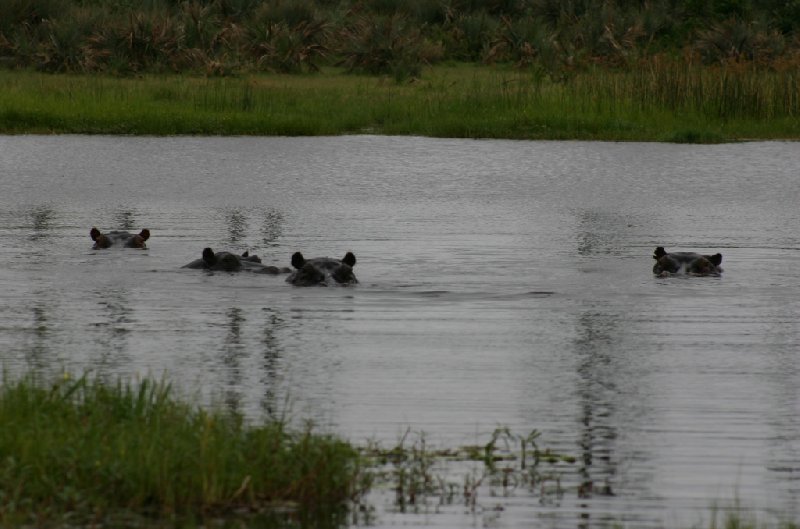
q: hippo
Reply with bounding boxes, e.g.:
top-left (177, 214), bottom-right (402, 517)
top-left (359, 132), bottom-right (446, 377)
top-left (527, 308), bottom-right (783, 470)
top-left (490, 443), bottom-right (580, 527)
top-left (652, 246), bottom-right (723, 277)
top-left (182, 248), bottom-right (291, 274)
top-left (286, 251), bottom-right (358, 286)
top-left (90, 227), bottom-right (150, 249)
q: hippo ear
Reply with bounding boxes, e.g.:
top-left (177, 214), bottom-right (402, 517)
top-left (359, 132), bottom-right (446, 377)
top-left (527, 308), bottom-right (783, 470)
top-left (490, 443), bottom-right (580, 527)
top-left (708, 253), bottom-right (722, 266)
top-left (653, 247), bottom-right (667, 260)
top-left (291, 252), bottom-right (306, 269)
top-left (241, 250), bottom-right (249, 258)
top-left (139, 229), bottom-right (150, 241)
top-left (342, 251), bottom-right (356, 267)
top-left (202, 247), bottom-right (216, 265)
top-left (90, 227), bottom-right (101, 241)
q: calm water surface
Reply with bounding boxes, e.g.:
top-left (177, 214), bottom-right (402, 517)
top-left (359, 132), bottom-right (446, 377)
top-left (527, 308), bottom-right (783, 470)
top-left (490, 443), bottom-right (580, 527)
top-left (1, 135), bottom-right (799, 528)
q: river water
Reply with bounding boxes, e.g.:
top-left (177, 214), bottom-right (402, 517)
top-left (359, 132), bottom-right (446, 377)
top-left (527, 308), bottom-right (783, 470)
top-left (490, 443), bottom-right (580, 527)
top-left (1, 135), bottom-right (799, 528)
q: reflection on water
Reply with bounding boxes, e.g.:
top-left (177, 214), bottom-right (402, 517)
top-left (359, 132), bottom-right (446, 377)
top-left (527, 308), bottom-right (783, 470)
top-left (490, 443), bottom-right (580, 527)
top-left (260, 307), bottom-right (286, 419)
top-left (29, 205), bottom-right (56, 241)
top-left (225, 209), bottom-right (248, 244)
top-left (261, 209), bottom-right (284, 247)
top-left (1, 136), bottom-right (800, 528)
top-left (222, 307), bottom-right (246, 412)
top-left (27, 302), bottom-right (50, 369)
top-left (574, 311), bottom-right (618, 504)
top-left (114, 209), bottom-right (138, 231)
top-left (91, 286), bottom-right (133, 373)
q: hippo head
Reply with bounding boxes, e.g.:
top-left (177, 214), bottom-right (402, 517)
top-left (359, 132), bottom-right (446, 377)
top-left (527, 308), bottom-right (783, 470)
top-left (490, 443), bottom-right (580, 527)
top-left (652, 247), bottom-right (723, 276)
top-left (128, 229), bottom-right (150, 249)
top-left (90, 227), bottom-right (111, 249)
top-left (292, 262), bottom-right (327, 286)
top-left (287, 251), bottom-right (358, 286)
top-left (333, 252), bottom-right (357, 283)
top-left (90, 227), bottom-right (149, 249)
top-left (202, 248), bottom-right (242, 271)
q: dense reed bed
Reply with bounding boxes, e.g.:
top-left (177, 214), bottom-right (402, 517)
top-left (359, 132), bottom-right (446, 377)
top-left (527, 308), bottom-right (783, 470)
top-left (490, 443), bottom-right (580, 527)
top-left (1, 62), bottom-right (798, 141)
top-left (0, 372), bottom-right (365, 528)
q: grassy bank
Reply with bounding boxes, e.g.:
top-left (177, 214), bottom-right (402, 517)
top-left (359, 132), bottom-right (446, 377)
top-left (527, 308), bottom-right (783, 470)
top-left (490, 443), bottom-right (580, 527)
top-left (1, 63), bottom-right (798, 142)
top-left (0, 372), bottom-right (365, 528)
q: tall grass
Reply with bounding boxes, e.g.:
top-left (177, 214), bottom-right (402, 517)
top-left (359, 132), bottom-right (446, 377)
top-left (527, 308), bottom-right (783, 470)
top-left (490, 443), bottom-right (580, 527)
top-left (569, 58), bottom-right (800, 120)
top-left (0, 62), bottom-right (798, 141)
top-left (0, 372), bottom-right (365, 527)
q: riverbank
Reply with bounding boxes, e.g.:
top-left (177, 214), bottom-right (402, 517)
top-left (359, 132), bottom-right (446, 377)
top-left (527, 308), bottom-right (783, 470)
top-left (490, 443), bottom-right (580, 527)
top-left (1, 64), bottom-right (798, 142)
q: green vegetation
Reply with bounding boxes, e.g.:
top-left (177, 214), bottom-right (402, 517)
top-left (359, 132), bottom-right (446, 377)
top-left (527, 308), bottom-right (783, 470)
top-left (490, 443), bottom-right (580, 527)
top-left (1, 63), bottom-right (797, 141)
top-left (0, 372), bottom-right (366, 528)
top-left (362, 426), bottom-right (577, 512)
top-left (1, 0), bottom-right (799, 77)
top-left (0, 372), bottom-right (798, 528)
top-left (0, 0), bottom-right (798, 141)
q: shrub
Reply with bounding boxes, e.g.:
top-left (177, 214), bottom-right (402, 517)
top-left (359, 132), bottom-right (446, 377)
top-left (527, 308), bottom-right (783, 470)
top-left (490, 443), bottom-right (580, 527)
top-left (694, 18), bottom-right (786, 64)
top-left (338, 13), bottom-right (443, 80)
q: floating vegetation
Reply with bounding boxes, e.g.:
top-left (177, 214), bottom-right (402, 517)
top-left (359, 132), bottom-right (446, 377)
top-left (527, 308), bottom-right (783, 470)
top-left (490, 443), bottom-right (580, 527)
top-left (357, 426), bottom-right (577, 516)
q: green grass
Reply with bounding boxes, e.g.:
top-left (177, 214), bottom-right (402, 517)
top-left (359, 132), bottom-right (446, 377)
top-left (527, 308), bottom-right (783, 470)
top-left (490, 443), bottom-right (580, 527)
top-left (0, 372), bottom-right (365, 528)
top-left (0, 63), bottom-right (798, 142)
top-left (0, 372), bottom-right (798, 528)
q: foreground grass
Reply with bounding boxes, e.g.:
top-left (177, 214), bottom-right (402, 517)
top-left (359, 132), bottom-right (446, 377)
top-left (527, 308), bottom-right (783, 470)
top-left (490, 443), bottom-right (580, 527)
top-left (0, 63), bottom-right (798, 142)
top-left (0, 373), bottom-right (797, 528)
top-left (0, 373), bottom-right (365, 528)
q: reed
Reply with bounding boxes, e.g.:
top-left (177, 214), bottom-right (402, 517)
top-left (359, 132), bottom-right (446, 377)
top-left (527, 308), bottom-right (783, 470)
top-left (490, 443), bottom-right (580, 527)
top-left (0, 63), bottom-right (798, 141)
top-left (0, 372), bottom-right (365, 527)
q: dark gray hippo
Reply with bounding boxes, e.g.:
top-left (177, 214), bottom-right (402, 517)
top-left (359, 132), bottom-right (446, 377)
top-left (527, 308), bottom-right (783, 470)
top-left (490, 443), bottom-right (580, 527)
top-left (286, 251), bottom-right (357, 286)
top-left (652, 246), bottom-right (723, 277)
top-left (90, 227), bottom-right (150, 249)
top-left (182, 248), bottom-right (291, 274)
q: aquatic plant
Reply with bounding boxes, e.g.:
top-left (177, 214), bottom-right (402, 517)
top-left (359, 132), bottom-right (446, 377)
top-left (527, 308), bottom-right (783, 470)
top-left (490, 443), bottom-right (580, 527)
top-left (359, 426), bottom-right (577, 514)
top-left (0, 372), bottom-right (366, 527)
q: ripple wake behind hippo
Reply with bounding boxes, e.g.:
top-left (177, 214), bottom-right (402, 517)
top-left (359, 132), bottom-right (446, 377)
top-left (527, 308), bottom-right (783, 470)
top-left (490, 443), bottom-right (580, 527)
top-left (182, 248), bottom-right (291, 274)
top-left (287, 251), bottom-right (358, 286)
top-left (652, 246), bottom-right (723, 277)
top-left (90, 227), bottom-right (150, 249)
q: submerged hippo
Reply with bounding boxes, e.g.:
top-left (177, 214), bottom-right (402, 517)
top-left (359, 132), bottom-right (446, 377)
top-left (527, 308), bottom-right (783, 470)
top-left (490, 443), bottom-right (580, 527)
top-left (90, 227), bottom-right (150, 249)
top-left (652, 246), bottom-right (723, 277)
top-left (286, 251), bottom-right (358, 286)
top-left (182, 248), bottom-right (291, 274)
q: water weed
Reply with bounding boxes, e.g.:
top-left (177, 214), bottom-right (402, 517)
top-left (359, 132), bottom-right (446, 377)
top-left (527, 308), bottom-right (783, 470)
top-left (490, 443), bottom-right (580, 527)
top-left (359, 426), bottom-right (577, 515)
